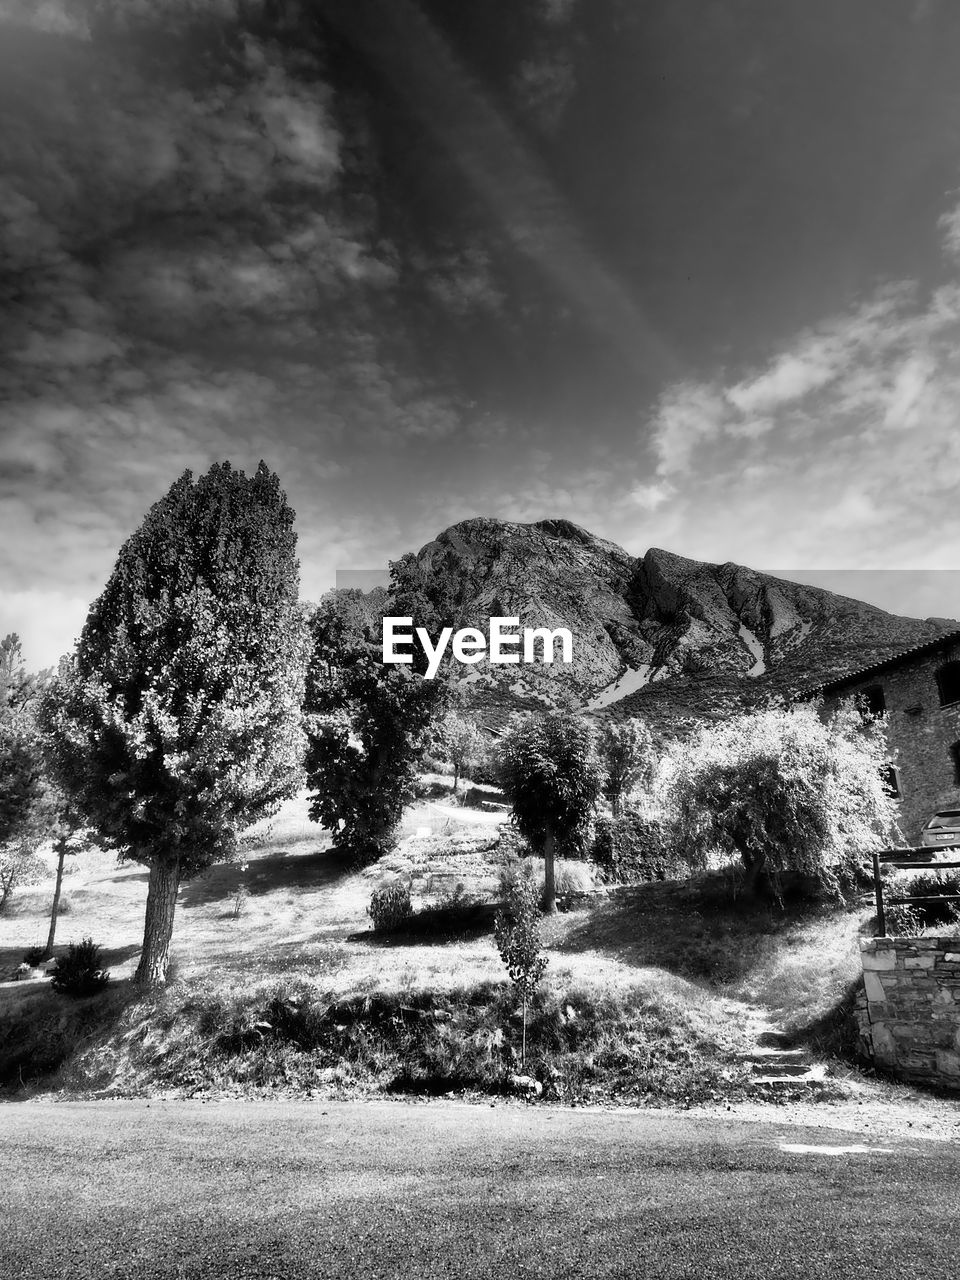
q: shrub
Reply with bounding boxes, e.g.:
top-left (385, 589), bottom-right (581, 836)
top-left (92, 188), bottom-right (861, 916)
top-left (901, 872), bottom-right (960, 928)
top-left (50, 937), bottom-right (110, 997)
top-left (671, 701), bottom-right (900, 900)
top-left (883, 904), bottom-right (923, 937)
top-left (494, 861), bottom-right (547, 1066)
top-left (469, 755), bottom-right (502, 788)
top-left (22, 945), bottom-right (46, 967)
top-left (368, 881), bottom-right (413, 933)
top-left (591, 812), bottom-right (681, 884)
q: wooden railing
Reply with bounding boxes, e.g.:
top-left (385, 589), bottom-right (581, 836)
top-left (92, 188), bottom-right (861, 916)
top-left (871, 847), bottom-right (960, 937)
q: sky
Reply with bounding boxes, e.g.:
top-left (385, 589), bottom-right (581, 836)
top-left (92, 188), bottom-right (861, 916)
top-left (4, 0), bottom-right (960, 668)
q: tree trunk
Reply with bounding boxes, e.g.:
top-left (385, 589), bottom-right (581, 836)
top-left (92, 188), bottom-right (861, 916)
top-left (43, 837), bottom-right (67, 959)
top-left (740, 850), bottom-right (779, 904)
top-left (543, 829), bottom-right (557, 914)
top-left (134, 858), bottom-right (181, 988)
top-left (452, 763), bottom-right (460, 793)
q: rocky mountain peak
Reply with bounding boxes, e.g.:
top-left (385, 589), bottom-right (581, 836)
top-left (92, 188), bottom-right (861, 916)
top-left (348, 516), bottom-right (956, 737)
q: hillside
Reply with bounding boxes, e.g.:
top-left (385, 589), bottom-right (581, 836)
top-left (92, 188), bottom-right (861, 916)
top-left (352, 517), bottom-right (954, 736)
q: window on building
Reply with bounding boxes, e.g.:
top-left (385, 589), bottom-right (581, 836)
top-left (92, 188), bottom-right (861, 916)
top-left (952, 742), bottom-right (960, 785)
top-left (936, 661), bottom-right (960, 707)
top-left (860, 684), bottom-right (886, 716)
top-left (883, 764), bottom-right (902, 798)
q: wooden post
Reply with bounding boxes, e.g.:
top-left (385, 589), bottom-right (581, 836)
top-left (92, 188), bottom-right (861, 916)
top-left (873, 849), bottom-right (886, 937)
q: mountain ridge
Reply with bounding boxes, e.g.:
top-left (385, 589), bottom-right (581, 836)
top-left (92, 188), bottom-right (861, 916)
top-left (341, 516), bottom-right (955, 737)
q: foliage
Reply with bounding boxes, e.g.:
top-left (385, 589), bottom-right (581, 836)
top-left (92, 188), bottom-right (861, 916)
top-left (23, 946), bottom-right (47, 968)
top-left (899, 872), bottom-right (960, 928)
top-left (39, 462), bottom-right (308, 986)
top-left (0, 634), bottom-right (50, 911)
top-left (368, 880), bottom-right (414, 932)
top-left (469, 749), bottom-right (502, 788)
top-left (436, 711), bottom-right (481, 791)
top-left (499, 711), bottom-right (603, 911)
top-left (599, 718), bottom-right (654, 816)
top-left (670, 701), bottom-right (901, 901)
top-left (44, 979), bottom-right (750, 1104)
top-left (388, 552), bottom-right (461, 677)
top-left (304, 592), bottom-right (446, 865)
top-left (501, 713), bottom-right (603, 857)
top-left (50, 938), bottom-right (110, 997)
top-left (0, 841), bottom-right (44, 915)
top-left (882, 904), bottom-right (924, 938)
top-left (494, 860), bottom-right (547, 1065)
top-left (591, 811), bottom-right (682, 884)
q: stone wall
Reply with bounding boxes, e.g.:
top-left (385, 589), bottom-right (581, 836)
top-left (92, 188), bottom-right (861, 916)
top-left (857, 936), bottom-right (960, 1085)
top-left (822, 638), bottom-right (960, 842)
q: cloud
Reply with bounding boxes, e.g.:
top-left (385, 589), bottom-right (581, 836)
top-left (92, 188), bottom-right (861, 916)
top-left (639, 214), bottom-right (960, 572)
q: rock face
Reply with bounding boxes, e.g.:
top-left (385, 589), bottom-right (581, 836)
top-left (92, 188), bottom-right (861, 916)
top-left (361, 516), bottom-right (955, 734)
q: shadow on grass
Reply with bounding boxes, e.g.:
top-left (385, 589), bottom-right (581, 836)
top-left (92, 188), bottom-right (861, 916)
top-left (179, 841), bottom-right (347, 909)
top-left (0, 977), bottom-right (141, 1093)
top-left (555, 876), bottom-right (835, 988)
top-left (354, 900), bottom-right (498, 947)
top-left (779, 977), bottom-right (862, 1058)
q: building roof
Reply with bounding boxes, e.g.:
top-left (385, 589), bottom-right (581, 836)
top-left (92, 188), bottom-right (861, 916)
top-left (803, 627), bottom-right (960, 699)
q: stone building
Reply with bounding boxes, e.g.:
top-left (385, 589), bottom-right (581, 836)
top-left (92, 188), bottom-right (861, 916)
top-left (811, 629), bottom-right (960, 844)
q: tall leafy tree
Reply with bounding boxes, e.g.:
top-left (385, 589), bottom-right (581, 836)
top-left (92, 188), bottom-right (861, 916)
top-left (40, 462), bottom-right (308, 987)
top-left (0, 635), bottom-right (48, 912)
top-left (670, 700), bottom-right (901, 901)
top-left (599, 717), bottom-right (654, 816)
top-left (304, 591), bottom-right (446, 864)
top-left (438, 710), bottom-right (481, 792)
top-left (500, 712), bottom-right (603, 913)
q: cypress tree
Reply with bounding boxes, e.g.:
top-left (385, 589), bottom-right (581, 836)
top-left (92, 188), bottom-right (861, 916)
top-left (41, 462), bottom-right (308, 987)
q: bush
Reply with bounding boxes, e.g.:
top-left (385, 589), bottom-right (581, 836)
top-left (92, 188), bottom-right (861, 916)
top-left (470, 756), bottom-right (502, 788)
top-left (591, 812), bottom-right (682, 884)
top-left (50, 937), bottom-right (110, 997)
top-left (901, 872), bottom-right (960, 928)
top-left (22, 945), bottom-right (47, 967)
top-left (883, 904), bottom-right (923, 937)
top-left (368, 881), bottom-right (413, 933)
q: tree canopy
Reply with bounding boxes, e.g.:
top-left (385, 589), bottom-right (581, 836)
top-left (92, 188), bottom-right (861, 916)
top-left (500, 711), bottom-right (603, 912)
top-left (599, 717), bottom-right (654, 816)
top-left (304, 591), bottom-right (447, 864)
top-left (670, 699), bottom-right (900, 900)
top-left (40, 461), bottom-right (308, 985)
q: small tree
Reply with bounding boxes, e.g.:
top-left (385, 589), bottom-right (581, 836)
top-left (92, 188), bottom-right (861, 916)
top-left (0, 635), bottom-right (48, 912)
top-left (439, 711), bottom-right (481, 792)
top-left (500, 712), bottom-right (603, 913)
top-left (42, 798), bottom-right (91, 959)
top-left (670, 700), bottom-right (901, 901)
top-left (494, 861), bottom-right (547, 1068)
top-left (40, 462), bottom-right (308, 987)
top-left (599, 717), bottom-right (654, 817)
top-left (304, 593), bottom-right (446, 865)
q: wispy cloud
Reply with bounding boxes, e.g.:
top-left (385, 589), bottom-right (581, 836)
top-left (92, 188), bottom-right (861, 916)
top-left (638, 219), bottom-right (960, 573)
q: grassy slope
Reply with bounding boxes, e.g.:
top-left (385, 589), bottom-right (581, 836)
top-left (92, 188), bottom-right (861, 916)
top-left (0, 785), bottom-right (873, 1101)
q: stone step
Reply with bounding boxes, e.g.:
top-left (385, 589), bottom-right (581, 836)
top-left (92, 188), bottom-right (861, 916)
top-left (751, 1063), bottom-right (828, 1086)
top-left (749, 1060), bottom-right (820, 1078)
top-left (741, 1046), bottom-right (805, 1060)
